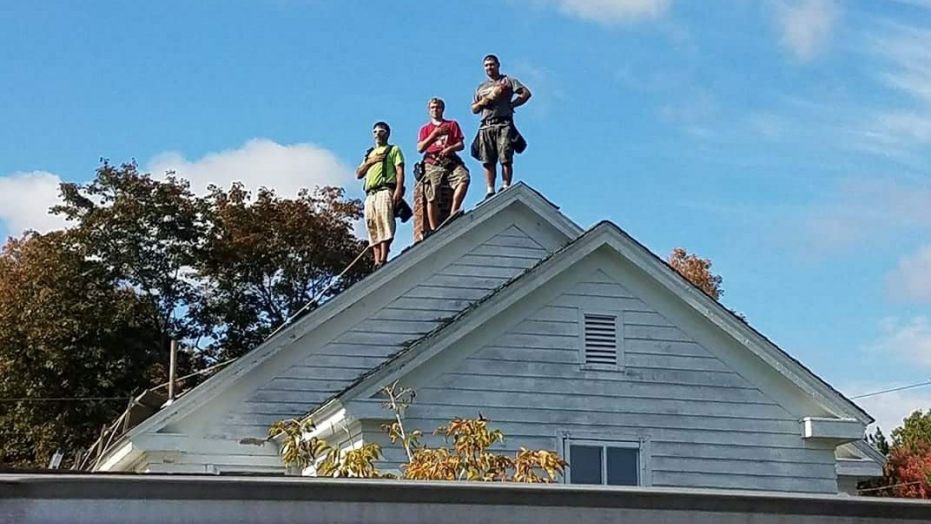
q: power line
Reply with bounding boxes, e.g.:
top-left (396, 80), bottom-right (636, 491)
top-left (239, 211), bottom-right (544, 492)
top-left (851, 379), bottom-right (931, 400)
top-left (858, 480), bottom-right (925, 494)
top-left (0, 358), bottom-right (240, 404)
top-left (0, 396), bottom-right (130, 403)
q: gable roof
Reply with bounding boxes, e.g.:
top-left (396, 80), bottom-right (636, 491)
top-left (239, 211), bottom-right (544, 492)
top-left (322, 220), bottom-right (873, 426)
top-left (95, 183), bottom-right (583, 464)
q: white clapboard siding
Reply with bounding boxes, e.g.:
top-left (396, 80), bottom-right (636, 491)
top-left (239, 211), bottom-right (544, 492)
top-left (378, 272), bottom-right (839, 493)
top-left (216, 225), bottom-right (550, 436)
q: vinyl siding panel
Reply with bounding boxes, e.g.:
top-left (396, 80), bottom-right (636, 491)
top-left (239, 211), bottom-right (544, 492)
top-left (215, 225), bottom-right (551, 437)
top-left (371, 271), bottom-right (838, 494)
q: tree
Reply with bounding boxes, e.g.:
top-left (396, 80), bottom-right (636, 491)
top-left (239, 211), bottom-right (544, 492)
top-left (269, 383), bottom-right (567, 483)
top-left (51, 161), bottom-right (371, 361)
top-left (861, 411), bottom-right (931, 498)
top-left (0, 232), bottom-right (162, 468)
top-left (884, 411), bottom-right (931, 498)
top-left (668, 248), bottom-right (723, 300)
top-left (885, 444), bottom-right (931, 498)
top-left (193, 184), bottom-right (369, 360)
top-left (869, 426), bottom-right (890, 456)
top-left (0, 160), bottom-right (372, 468)
top-left (892, 411), bottom-right (931, 452)
top-left (52, 161), bottom-right (207, 364)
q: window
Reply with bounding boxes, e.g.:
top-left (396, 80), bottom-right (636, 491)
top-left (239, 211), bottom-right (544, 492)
top-left (563, 438), bottom-right (647, 486)
top-left (581, 312), bottom-right (621, 369)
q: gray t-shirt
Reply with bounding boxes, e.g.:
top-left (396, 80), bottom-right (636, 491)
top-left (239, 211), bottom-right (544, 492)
top-left (474, 75), bottom-right (525, 122)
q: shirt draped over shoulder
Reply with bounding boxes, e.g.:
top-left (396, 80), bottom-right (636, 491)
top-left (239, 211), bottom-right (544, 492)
top-left (474, 75), bottom-right (525, 121)
top-left (363, 144), bottom-right (405, 192)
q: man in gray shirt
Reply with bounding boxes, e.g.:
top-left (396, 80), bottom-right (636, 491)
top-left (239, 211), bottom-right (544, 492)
top-left (470, 54), bottom-right (532, 199)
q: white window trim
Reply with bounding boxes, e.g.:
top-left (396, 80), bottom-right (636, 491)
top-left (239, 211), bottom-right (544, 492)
top-left (578, 309), bottom-right (624, 372)
top-left (558, 430), bottom-right (651, 487)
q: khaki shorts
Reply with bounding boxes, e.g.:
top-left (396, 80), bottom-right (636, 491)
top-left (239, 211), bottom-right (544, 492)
top-left (364, 189), bottom-right (396, 246)
top-left (423, 162), bottom-right (470, 202)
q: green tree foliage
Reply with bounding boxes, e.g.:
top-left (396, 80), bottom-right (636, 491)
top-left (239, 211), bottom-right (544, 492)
top-left (862, 411), bottom-right (931, 498)
top-left (0, 232), bottom-right (161, 468)
top-left (193, 183), bottom-right (368, 359)
top-left (53, 161), bottom-right (207, 356)
top-left (869, 426), bottom-right (890, 456)
top-left (0, 161), bottom-right (370, 468)
top-left (892, 411), bottom-right (931, 452)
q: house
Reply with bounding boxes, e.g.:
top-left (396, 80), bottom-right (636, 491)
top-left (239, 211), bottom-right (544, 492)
top-left (92, 183), bottom-right (883, 494)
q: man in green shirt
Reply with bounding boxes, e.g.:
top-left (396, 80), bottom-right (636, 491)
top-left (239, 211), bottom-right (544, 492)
top-left (356, 121), bottom-right (405, 268)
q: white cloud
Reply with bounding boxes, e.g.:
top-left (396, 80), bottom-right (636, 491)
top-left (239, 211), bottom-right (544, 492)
top-left (0, 171), bottom-right (68, 238)
top-left (848, 384), bottom-right (931, 435)
top-left (659, 89), bottom-right (718, 138)
top-left (863, 23), bottom-right (931, 153)
top-left (799, 178), bottom-right (931, 253)
top-left (0, 139), bottom-right (355, 240)
top-left (533, 0), bottom-right (670, 25)
top-left (850, 317), bottom-right (931, 432)
top-left (887, 246), bottom-right (931, 303)
top-left (870, 316), bottom-right (931, 367)
top-left (774, 0), bottom-right (839, 61)
top-left (146, 138), bottom-right (355, 196)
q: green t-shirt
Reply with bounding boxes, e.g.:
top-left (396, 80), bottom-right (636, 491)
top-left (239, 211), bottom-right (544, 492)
top-left (363, 144), bottom-right (405, 192)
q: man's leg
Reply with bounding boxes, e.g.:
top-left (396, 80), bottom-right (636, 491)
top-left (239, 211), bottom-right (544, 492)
top-left (483, 163), bottom-right (496, 197)
top-left (426, 200), bottom-right (439, 230)
top-left (424, 165), bottom-right (442, 230)
top-left (499, 125), bottom-right (514, 189)
top-left (449, 165), bottom-right (470, 215)
top-left (382, 240), bottom-right (392, 264)
top-left (371, 243), bottom-right (383, 266)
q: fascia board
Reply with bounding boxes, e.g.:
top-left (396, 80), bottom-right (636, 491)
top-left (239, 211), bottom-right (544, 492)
top-left (94, 441), bottom-right (139, 472)
top-left (836, 458), bottom-right (883, 478)
top-left (801, 417), bottom-right (865, 443)
top-left (850, 439), bottom-right (888, 466)
top-left (101, 183), bottom-right (581, 457)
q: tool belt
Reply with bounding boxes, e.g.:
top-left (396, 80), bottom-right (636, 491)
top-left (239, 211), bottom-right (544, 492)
top-left (424, 152), bottom-right (463, 168)
top-left (481, 116), bottom-right (513, 127)
top-left (366, 183), bottom-right (396, 195)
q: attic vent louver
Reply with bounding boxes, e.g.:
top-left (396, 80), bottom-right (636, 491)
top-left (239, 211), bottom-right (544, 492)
top-left (583, 314), bottom-right (618, 366)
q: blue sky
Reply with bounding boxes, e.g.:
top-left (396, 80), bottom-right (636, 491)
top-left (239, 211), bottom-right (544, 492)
top-left (2, 0), bottom-right (930, 433)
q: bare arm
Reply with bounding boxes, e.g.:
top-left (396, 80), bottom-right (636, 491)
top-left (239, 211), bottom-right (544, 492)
top-left (416, 128), bottom-right (446, 153)
top-left (512, 86), bottom-right (532, 109)
top-left (441, 138), bottom-right (464, 156)
top-left (471, 95), bottom-right (492, 114)
top-left (392, 163), bottom-right (405, 203)
top-left (416, 137), bottom-right (431, 154)
top-left (355, 154), bottom-right (383, 179)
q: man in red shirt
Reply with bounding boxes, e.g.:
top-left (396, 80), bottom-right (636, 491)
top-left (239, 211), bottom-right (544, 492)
top-left (416, 97), bottom-right (470, 232)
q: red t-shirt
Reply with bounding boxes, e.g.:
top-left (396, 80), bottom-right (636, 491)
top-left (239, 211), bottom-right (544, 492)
top-left (417, 120), bottom-right (465, 156)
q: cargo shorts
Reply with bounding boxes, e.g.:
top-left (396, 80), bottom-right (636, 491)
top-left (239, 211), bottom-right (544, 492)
top-left (423, 161), bottom-right (470, 202)
top-left (470, 120), bottom-right (526, 165)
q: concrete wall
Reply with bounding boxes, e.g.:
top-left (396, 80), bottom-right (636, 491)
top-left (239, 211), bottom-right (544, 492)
top-left (3, 474), bottom-right (929, 524)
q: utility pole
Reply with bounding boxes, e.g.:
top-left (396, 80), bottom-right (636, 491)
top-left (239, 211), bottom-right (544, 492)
top-left (168, 339), bottom-right (178, 401)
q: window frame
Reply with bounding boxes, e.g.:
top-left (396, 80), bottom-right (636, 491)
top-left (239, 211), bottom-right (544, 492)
top-left (578, 309), bottom-right (624, 372)
top-left (559, 431), bottom-right (651, 487)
